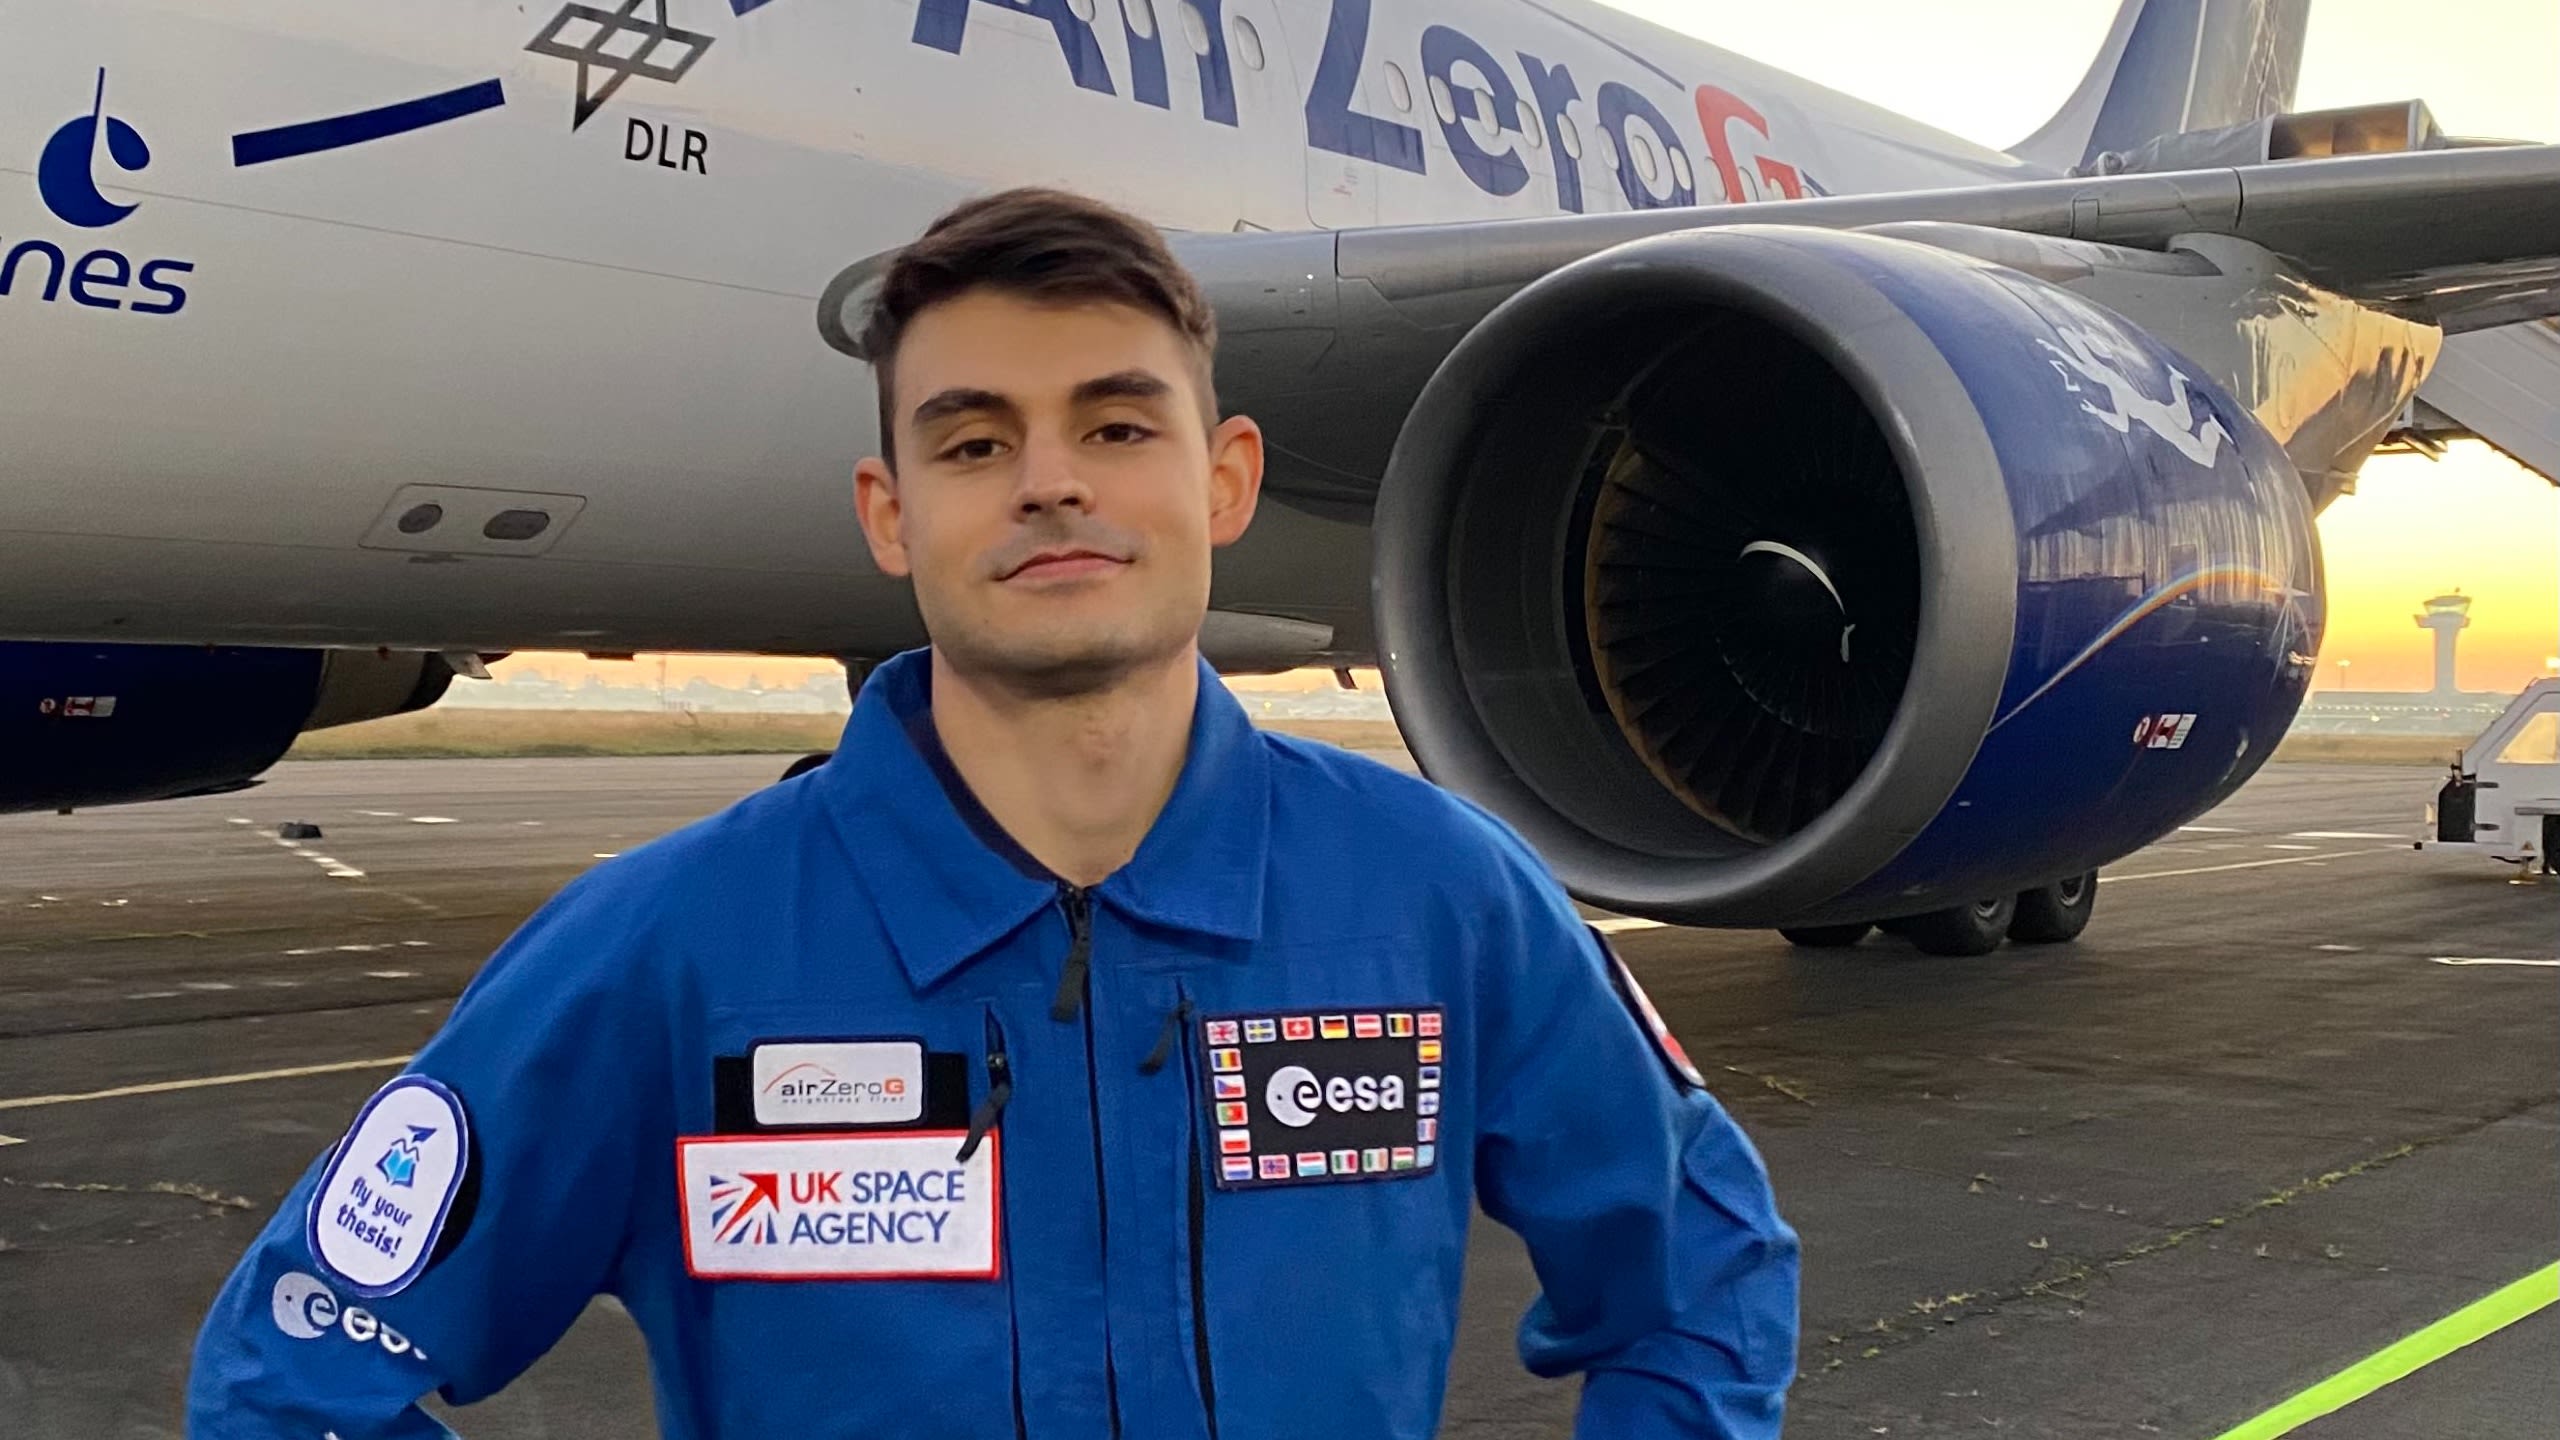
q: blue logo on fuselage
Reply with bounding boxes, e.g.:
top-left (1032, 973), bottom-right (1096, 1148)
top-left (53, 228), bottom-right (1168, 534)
top-left (7, 68), bottom-right (193, 316)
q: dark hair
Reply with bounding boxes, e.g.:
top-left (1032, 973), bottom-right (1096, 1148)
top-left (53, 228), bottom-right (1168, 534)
top-left (860, 187), bottom-right (1219, 466)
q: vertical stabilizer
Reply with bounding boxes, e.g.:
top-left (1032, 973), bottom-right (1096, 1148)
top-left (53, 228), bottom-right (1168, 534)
top-left (2009, 0), bottom-right (2311, 173)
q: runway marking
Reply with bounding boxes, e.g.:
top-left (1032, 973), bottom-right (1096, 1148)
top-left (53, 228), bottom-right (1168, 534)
top-left (264, 832), bottom-right (367, 880)
top-left (365, 970), bottom-right (419, 980)
top-left (593, 852), bottom-right (620, 859)
top-left (0, 1055), bottom-right (413, 1112)
top-left (2207, 1261), bottom-right (2558, 1440)
top-left (2179, 825), bottom-right (2245, 833)
top-left (2100, 847), bottom-right (2401, 883)
top-left (2315, 944), bottom-right (2362, 953)
top-left (125, 991), bottom-right (181, 1000)
top-left (409, 816), bottom-right (460, 825)
top-left (179, 981), bottom-right (236, 992)
top-left (1590, 917), bottom-right (1667, 935)
top-left (2264, 843), bottom-right (2320, 851)
top-left (2290, 831), bottom-right (2405, 841)
top-left (0, 1134), bottom-right (22, 1147)
top-left (356, 810), bottom-right (404, 818)
top-left (2431, 957), bottom-right (2560, 968)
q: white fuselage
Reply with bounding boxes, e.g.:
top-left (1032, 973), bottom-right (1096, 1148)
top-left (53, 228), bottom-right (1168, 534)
top-left (0, 0), bottom-right (2034, 659)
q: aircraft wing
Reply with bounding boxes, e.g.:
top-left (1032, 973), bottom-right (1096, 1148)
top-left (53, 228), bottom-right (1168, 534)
top-left (1139, 144), bottom-right (2560, 513)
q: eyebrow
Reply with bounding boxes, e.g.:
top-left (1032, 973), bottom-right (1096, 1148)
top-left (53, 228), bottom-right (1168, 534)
top-left (909, 387), bottom-right (1014, 430)
top-left (1071, 369), bottom-right (1174, 407)
top-left (908, 370), bottom-right (1177, 436)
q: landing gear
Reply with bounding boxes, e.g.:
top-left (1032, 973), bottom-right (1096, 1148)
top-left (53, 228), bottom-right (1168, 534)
top-left (1899, 896), bottom-right (2017, 957)
top-left (2009, 870), bottom-right (2098, 944)
top-left (779, 752), bottom-right (832, 782)
top-left (1779, 922), bottom-right (1872, 948)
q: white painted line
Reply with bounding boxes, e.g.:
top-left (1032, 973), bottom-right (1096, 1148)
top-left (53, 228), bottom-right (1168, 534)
top-left (225, 817), bottom-right (253, 826)
top-left (179, 982), bottom-right (236, 992)
top-left (125, 991), bottom-right (181, 1000)
top-left (0, 1055), bottom-right (413, 1112)
top-left (2265, 843), bottom-right (2321, 851)
top-left (2316, 944), bottom-right (2362, 953)
top-left (2101, 847), bottom-right (2402, 883)
top-left (356, 810), bottom-right (403, 818)
top-left (2291, 831), bottom-right (2407, 841)
top-left (409, 816), bottom-right (459, 825)
top-left (400, 940), bottom-right (430, 948)
top-left (0, 1134), bottom-right (23, 1147)
top-left (365, 970), bottom-right (418, 980)
top-left (592, 852), bottom-right (620, 859)
top-left (1591, 916), bottom-right (1667, 934)
top-left (2179, 825), bottom-right (2245, 834)
top-left (2432, 957), bottom-right (2560, 968)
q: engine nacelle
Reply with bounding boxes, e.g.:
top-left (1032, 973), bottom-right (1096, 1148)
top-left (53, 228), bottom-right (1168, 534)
top-left (1, 644), bottom-right (456, 813)
top-left (1374, 225), bottom-right (2322, 926)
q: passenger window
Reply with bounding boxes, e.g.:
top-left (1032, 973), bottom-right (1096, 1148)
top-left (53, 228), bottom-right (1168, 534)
top-left (1231, 15), bottom-right (1264, 70)
top-left (2493, 710), bottom-right (2559, 764)
top-left (1122, 0), bottom-right (1155, 40)
top-left (1514, 99), bottom-right (1542, 146)
top-left (1383, 62), bottom-right (1413, 113)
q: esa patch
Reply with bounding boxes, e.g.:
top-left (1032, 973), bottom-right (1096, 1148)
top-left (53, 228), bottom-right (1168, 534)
top-left (1203, 1006), bottom-right (1443, 1190)
top-left (678, 1132), bottom-right (999, 1280)
top-left (1593, 927), bottom-right (1705, 1090)
top-left (305, 1075), bottom-right (470, 1298)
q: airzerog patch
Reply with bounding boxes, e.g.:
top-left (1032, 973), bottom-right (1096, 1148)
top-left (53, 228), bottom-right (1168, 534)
top-left (305, 1075), bottom-right (470, 1297)
top-left (1203, 1007), bottom-right (1442, 1190)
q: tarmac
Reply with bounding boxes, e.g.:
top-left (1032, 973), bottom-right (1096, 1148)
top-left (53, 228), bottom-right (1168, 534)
top-left (0, 752), bottom-right (2551, 1438)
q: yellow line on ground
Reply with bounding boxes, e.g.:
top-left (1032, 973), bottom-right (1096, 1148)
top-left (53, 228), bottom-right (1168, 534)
top-left (2207, 1263), bottom-right (2560, 1440)
top-left (0, 1055), bottom-right (413, 1112)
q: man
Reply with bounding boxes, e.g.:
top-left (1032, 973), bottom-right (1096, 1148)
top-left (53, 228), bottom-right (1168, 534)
top-left (189, 187), bottom-right (1798, 1438)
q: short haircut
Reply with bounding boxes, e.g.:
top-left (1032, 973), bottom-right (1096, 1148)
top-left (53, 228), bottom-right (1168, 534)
top-left (858, 187), bottom-right (1219, 467)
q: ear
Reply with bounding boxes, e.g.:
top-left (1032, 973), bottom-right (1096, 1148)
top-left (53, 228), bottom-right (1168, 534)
top-left (854, 455), bottom-right (913, 578)
top-left (1204, 414), bottom-right (1264, 550)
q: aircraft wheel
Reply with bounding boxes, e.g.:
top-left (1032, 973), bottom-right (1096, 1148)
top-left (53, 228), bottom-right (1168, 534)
top-left (1778, 922), bottom-right (1872, 948)
top-left (2009, 871), bottom-right (2098, 944)
top-left (779, 751), bottom-right (833, 782)
top-left (1900, 897), bottom-right (2016, 957)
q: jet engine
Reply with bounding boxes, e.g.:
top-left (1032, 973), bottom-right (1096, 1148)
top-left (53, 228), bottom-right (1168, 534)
top-left (1373, 226), bottom-right (2322, 927)
top-left (1, 644), bottom-right (457, 813)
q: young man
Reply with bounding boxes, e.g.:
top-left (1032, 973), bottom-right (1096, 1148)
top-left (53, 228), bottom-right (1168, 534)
top-left (189, 188), bottom-right (1799, 1438)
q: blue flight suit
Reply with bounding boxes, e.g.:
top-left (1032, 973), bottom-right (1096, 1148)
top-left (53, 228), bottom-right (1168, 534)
top-left (189, 647), bottom-right (1798, 1438)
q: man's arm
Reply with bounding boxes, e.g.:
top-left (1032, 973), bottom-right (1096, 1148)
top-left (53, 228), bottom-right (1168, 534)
top-left (187, 872), bottom-right (669, 1438)
top-left (1465, 825), bottom-right (1801, 1439)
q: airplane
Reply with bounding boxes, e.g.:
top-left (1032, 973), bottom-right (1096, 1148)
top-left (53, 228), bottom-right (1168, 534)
top-left (3, 0), bottom-right (2556, 954)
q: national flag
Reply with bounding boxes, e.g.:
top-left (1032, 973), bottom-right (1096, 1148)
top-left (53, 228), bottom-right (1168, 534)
top-left (1258, 1155), bottom-right (1290, 1180)
top-left (1213, 1075), bottom-right (1246, 1099)
top-left (1216, 1101), bottom-right (1249, 1126)
top-left (1220, 1129), bottom-right (1253, 1155)
top-left (1296, 1152), bottom-right (1327, 1177)
top-left (1318, 1015), bottom-right (1350, 1040)
top-left (1416, 1144), bottom-right (1436, 1168)
top-left (1353, 1014), bottom-right (1383, 1038)
top-left (1417, 1040), bottom-right (1442, 1063)
top-left (1417, 1118), bottom-right (1437, 1142)
top-left (1387, 1013), bottom-right (1413, 1037)
top-left (1417, 1091), bottom-right (1440, 1116)
top-left (1417, 1012), bottom-right (1442, 1038)
top-left (1211, 1048), bottom-right (1242, 1073)
top-left (1204, 1020), bottom-right (1240, 1045)
top-left (1362, 1148), bottom-right (1387, 1173)
top-left (1417, 1065), bottom-right (1440, 1090)
top-left (1390, 1147), bottom-right (1416, 1171)
top-left (1243, 1019), bottom-right (1277, 1043)
top-left (1222, 1156), bottom-right (1254, 1181)
top-left (1330, 1149), bottom-right (1359, 1174)
top-left (1282, 1017), bottom-right (1315, 1041)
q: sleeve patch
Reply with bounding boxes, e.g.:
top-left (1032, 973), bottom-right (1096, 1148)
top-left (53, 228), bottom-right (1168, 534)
top-left (305, 1074), bottom-right (471, 1298)
top-left (1593, 927), bottom-right (1706, 1091)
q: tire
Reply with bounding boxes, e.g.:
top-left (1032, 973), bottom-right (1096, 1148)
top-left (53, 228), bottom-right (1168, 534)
top-left (1900, 897), bottom-right (2016, 957)
top-left (2009, 871), bottom-right (2098, 944)
top-left (779, 751), bottom-right (833, 782)
top-left (1779, 922), bottom-right (1872, 948)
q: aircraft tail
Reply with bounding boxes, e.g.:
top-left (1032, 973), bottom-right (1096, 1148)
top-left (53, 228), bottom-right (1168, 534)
top-left (2009, 0), bottom-right (2311, 173)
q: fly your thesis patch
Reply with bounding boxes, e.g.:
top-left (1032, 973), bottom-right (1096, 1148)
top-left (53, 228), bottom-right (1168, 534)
top-left (678, 1132), bottom-right (999, 1280)
top-left (305, 1075), bottom-right (470, 1298)
top-left (1202, 1008), bottom-right (1443, 1190)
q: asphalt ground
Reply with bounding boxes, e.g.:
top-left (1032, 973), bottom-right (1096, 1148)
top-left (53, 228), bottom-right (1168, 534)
top-left (0, 754), bottom-right (2551, 1438)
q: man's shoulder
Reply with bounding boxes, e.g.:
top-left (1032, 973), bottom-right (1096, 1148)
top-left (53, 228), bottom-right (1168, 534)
top-left (542, 772), bottom-right (825, 933)
top-left (1258, 731), bottom-right (1540, 872)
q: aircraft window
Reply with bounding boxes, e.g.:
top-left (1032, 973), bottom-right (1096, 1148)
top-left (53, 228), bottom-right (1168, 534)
top-left (1669, 145), bottom-right (1693, 191)
top-left (1557, 112), bottom-right (1582, 160)
top-left (1122, 0), bottom-right (1155, 41)
top-left (395, 503), bottom-right (444, 536)
top-left (1515, 99), bottom-right (1542, 146)
top-left (1594, 125), bottom-right (1619, 173)
top-left (1471, 86), bottom-right (1500, 139)
top-left (2494, 709), bottom-right (2559, 764)
top-left (1428, 75), bottom-right (1456, 126)
top-left (1231, 15), bottom-right (1264, 70)
top-left (1383, 63), bottom-right (1413, 113)
top-left (1067, 0), bottom-right (1096, 23)
top-left (1630, 128), bottom-right (1659, 185)
top-left (1180, 1), bottom-right (1211, 56)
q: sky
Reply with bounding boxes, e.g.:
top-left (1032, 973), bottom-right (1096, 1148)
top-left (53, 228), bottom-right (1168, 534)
top-left (499, 0), bottom-right (2558, 698)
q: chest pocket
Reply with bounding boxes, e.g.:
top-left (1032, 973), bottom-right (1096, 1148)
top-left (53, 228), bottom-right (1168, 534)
top-left (685, 1002), bottom-right (1024, 1440)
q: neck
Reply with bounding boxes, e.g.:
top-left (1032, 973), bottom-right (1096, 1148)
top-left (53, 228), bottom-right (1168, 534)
top-left (927, 645), bottom-right (1201, 889)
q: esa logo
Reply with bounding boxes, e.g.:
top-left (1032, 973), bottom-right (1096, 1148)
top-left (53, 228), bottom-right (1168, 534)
top-left (269, 1272), bottom-right (429, 1362)
top-left (1263, 1064), bottom-right (1408, 1128)
top-left (8, 68), bottom-right (193, 316)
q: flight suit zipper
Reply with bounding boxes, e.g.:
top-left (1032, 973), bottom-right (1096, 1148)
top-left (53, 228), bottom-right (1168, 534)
top-left (1174, 988), bottom-right (1221, 1440)
top-left (1051, 885), bottom-right (1121, 1436)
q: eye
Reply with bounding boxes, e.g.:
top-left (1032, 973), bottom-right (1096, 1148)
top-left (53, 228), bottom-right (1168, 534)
top-left (937, 436), bottom-right (1007, 463)
top-left (1091, 421), bottom-right (1157, 445)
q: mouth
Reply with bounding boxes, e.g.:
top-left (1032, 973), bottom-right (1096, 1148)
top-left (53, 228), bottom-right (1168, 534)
top-left (998, 548), bottom-right (1131, 583)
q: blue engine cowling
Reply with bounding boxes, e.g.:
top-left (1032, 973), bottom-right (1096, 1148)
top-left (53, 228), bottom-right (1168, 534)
top-left (0, 643), bottom-right (455, 814)
top-left (1372, 225), bottom-right (2321, 926)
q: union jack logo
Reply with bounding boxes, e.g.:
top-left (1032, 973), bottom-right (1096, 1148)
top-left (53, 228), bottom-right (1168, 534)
top-left (707, 1172), bottom-right (781, 1245)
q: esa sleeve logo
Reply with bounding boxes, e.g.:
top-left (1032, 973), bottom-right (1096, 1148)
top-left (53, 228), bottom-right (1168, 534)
top-left (305, 1075), bottom-right (470, 1298)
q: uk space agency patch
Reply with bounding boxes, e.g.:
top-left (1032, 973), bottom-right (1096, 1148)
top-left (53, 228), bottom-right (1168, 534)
top-left (306, 1074), bottom-right (471, 1297)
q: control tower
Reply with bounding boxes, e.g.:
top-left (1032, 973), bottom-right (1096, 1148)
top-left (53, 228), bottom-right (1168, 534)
top-left (2416, 592), bottom-right (2471, 696)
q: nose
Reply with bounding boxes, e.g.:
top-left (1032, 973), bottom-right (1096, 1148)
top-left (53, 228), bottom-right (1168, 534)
top-left (1012, 430), bottom-right (1094, 516)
